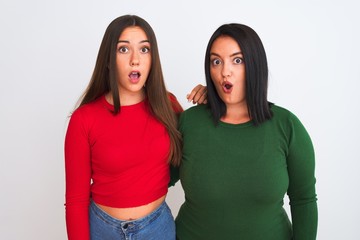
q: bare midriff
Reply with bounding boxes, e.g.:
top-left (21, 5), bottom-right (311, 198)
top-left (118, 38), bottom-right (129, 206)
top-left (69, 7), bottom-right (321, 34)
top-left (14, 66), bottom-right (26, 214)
top-left (96, 195), bottom-right (166, 221)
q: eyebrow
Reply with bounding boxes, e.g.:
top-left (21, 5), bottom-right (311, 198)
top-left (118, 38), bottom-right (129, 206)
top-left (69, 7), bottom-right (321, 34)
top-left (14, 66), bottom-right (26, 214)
top-left (210, 51), bottom-right (243, 57)
top-left (117, 40), bottom-right (150, 44)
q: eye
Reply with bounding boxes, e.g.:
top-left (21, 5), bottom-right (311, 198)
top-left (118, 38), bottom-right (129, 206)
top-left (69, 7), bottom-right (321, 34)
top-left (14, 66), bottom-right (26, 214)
top-left (234, 57), bottom-right (243, 64)
top-left (118, 46), bottom-right (129, 53)
top-left (211, 58), bottom-right (222, 66)
top-left (140, 47), bottom-right (150, 53)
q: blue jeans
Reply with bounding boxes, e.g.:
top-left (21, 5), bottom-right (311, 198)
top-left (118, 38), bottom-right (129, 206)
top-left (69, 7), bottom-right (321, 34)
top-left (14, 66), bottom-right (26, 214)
top-left (89, 200), bottom-right (175, 240)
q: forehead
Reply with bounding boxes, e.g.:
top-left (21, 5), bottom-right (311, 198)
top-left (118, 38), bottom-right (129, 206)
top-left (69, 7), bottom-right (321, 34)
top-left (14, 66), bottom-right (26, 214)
top-left (118, 26), bottom-right (148, 41)
top-left (211, 35), bottom-right (241, 53)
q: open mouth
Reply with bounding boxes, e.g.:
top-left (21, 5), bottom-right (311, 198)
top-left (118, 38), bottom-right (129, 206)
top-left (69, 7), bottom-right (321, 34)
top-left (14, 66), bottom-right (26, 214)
top-left (129, 71), bottom-right (141, 83)
top-left (129, 71), bottom-right (141, 79)
top-left (222, 81), bottom-right (233, 92)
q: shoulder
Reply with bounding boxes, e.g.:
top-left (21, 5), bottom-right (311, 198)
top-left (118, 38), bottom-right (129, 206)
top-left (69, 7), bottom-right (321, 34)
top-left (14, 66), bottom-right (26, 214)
top-left (269, 104), bottom-right (310, 134)
top-left (168, 92), bottom-right (183, 113)
top-left (180, 104), bottom-right (211, 125)
top-left (270, 104), bottom-right (300, 122)
top-left (70, 96), bottom-right (107, 124)
top-left (179, 105), bottom-right (213, 133)
top-left (271, 104), bottom-right (292, 116)
top-left (182, 104), bottom-right (209, 117)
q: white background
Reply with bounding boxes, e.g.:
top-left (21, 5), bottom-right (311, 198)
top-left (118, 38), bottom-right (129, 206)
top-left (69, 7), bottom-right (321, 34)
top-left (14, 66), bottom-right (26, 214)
top-left (0, 0), bottom-right (359, 239)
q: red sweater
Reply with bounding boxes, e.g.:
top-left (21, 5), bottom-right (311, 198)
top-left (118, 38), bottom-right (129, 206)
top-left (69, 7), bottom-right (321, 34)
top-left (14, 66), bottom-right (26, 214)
top-left (64, 94), bottom-right (182, 239)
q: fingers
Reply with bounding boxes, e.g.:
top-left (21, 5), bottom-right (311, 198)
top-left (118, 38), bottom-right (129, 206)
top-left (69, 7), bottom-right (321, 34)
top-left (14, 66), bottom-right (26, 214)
top-left (196, 91), bottom-right (208, 104)
top-left (187, 84), bottom-right (207, 104)
top-left (186, 84), bottom-right (202, 102)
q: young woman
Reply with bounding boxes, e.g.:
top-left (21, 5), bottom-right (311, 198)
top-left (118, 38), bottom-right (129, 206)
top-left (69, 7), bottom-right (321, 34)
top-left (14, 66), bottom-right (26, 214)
top-left (173, 23), bottom-right (318, 239)
top-left (64, 15), bottom-right (206, 240)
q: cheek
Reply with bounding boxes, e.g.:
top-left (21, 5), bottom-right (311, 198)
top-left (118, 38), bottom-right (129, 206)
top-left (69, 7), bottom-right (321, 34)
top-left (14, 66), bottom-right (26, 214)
top-left (143, 55), bottom-right (151, 67)
top-left (116, 59), bottom-right (127, 72)
top-left (145, 60), bottom-right (151, 72)
top-left (210, 69), bottom-right (220, 82)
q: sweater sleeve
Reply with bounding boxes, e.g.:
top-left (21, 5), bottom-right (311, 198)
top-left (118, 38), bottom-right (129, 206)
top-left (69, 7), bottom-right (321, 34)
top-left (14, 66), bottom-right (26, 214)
top-left (168, 92), bottom-right (184, 114)
top-left (64, 109), bottom-right (92, 240)
top-left (286, 113), bottom-right (318, 240)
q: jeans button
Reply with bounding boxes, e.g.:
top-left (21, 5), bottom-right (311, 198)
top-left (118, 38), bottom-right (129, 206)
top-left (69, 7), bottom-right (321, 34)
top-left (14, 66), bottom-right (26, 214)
top-left (123, 223), bottom-right (128, 229)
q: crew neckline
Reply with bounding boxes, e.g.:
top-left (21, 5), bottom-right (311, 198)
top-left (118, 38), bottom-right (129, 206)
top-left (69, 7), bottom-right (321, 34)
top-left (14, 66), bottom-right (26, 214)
top-left (218, 119), bottom-right (253, 128)
top-left (101, 95), bottom-right (146, 110)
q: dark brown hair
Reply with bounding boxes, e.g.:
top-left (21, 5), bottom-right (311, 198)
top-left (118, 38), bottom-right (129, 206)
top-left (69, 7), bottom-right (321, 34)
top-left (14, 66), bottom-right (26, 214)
top-left (205, 23), bottom-right (273, 126)
top-left (77, 15), bottom-right (182, 166)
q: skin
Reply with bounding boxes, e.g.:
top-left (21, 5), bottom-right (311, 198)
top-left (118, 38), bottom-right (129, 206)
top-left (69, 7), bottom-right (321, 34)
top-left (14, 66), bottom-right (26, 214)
top-left (187, 84), bottom-right (207, 104)
top-left (210, 36), bottom-right (250, 124)
top-left (106, 27), bottom-right (207, 106)
top-left (105, 26), bottom-right (149, 106)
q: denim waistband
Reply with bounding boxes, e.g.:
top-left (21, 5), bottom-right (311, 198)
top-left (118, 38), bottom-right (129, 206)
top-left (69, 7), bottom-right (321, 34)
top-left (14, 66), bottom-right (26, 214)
top-left (90, 200), bottom-right (168, 231)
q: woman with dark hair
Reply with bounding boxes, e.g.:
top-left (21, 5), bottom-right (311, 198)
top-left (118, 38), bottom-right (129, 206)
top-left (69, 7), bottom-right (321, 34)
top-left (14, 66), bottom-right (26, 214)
top-left (173, 23), bottom-right (318, 239)
top-left (64, 15), bottom-right (206, 240)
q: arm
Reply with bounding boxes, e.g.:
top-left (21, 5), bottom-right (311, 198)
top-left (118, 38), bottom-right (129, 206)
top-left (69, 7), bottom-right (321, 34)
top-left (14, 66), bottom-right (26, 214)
top-left (286, 114), bottom-right (318, 240)
top-left (64, 110), bottom-right (92, 240)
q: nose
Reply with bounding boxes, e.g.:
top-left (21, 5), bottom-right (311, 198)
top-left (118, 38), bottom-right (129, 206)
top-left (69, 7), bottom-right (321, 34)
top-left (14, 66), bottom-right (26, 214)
top-left (221, 62), bottom-right (232, 78)
top-left (130, 52), bottom-right (140, 66)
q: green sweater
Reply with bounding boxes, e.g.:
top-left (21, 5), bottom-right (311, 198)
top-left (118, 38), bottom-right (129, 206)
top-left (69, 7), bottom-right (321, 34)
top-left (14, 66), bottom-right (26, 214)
top-left (172, 104), bottom-right (317, 240)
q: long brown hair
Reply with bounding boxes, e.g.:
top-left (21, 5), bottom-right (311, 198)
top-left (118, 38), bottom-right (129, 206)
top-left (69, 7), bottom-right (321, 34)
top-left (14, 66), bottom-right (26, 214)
top-left (77, 15), bottom-right (182, 166)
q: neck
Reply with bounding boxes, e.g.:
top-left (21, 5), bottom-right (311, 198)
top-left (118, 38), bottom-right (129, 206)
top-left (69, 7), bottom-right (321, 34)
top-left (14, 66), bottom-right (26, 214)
top-left (221, 103), bottom-right (250, 124)
top-left (106, 89), bottom-right (146, 106)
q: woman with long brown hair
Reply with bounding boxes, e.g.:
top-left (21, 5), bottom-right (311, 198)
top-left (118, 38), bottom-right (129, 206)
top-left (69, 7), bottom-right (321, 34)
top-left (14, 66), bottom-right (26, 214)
top-left (64, 15), bottom-right (206, 240)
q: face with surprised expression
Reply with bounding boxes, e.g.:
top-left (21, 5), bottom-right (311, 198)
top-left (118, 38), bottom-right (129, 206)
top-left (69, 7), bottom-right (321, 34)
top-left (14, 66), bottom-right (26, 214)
top-left (210, 35), bottom-right (246, 109)
top-left (115, 26), bottom-right (151, 104)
